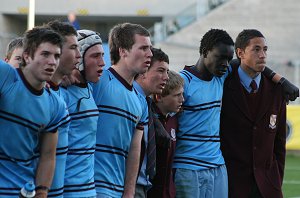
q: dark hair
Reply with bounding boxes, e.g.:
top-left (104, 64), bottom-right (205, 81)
top-left (109, 23), bottom-right (150, 64)
top-left (22, 26), bottom-right (63, 65)
top-left (199, 29), bottom-right (234, 57)
top-left (6, 37), bottom-right (23, 60)
top-left (235, 29), bottom-right (265, 56)
top-left (150, 48), bottom-right (169, 68)
top-left (46, 20), bottom-right (77, 42)
top-left (134, 47), bottom-right (169, 80)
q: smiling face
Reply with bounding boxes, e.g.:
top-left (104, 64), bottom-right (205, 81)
top-left (237, 37), bottom-right (267, 78)
top-left (84, 44), bottom-right (105, 83)
top-left (23, 42), bottom-right (61, 88)
top-left (123, 34), bottom-right (152, 75)
top-left (57, 35), bottom-right (81, 76)
top-left (203, 43), bottom-right (234, 78)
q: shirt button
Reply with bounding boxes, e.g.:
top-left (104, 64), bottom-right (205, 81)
top-left (253, 126), bottom-right (257, 130)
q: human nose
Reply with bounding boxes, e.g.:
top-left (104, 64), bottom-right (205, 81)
top-left (259, 50), bottom-right (267, 59)
top-left (180, 93), bottom-right (184, 103)
top-left (221, 61), bottom-right (229, 70)
top-left (163, 71), bottom-right (169, 81)
top-left (223, 60), bottom-right (229, 67)
top-left (99, 56), bottom-right (105, 67)
top-left (76, 48), bottom-right (81, 59)
top-left (148, 48), bottom-right (153, 57)
top-left (49, 55), bottom-right (58, 66)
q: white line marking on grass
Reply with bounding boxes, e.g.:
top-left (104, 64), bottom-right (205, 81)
top-left (283, 180), bottom-right (300, 184)
top-left (285, 166), bottom-right (300, 171)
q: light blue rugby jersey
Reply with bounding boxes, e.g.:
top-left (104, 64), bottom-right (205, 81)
top-left (62, 83), bottom-right (99, 197)
top-left (47, 83), bottom-right (69, 198)
top-left (133, 81), bottom-right (151, 187)
top-left (0, 61), bottom-right (69, 197)
top-left (92, 67), bottom-right (148, 197)
top-left (173, 65), bottom-right (228, 170)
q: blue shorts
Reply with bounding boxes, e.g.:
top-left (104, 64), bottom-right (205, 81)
top-left (174, 165), bottom-right (228, 198)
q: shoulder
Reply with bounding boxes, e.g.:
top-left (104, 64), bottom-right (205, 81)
top-left (180, 69), bottom-right (193, 84)
top-left (262, 75), bottom-right (285, 100)
top-left (0, 60), bottom-right (12, 72)
top-left (92, 69), bottom-right (114, 90)
top-left (224, 66), bottom-right (238, 86)
top-left (0, 61), bottom-right (17, 87)
top-left (132, 88), bottom-right (147, 111)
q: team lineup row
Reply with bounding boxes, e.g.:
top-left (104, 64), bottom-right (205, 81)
top-left (0, 20), bottom-right (299, 198)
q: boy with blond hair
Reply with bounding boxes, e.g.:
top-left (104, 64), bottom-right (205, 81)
top-left (4, 37), bottom-right (23, 68)
top-left (148, 70), bottom-right (184, 198)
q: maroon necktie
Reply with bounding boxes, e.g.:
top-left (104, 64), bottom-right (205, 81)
top-left (250, 80), bottom-right (258, 93)
top-left (146, 97), bottom-right (156, 180)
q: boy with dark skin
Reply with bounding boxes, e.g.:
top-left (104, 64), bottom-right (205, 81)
top-left (174, 29), bottom-right (298, 198)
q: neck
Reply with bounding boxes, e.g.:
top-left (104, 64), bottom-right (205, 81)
top-left (50, 72), bottom-right (64, 85)
top-left (22, 67), bottom-right (45, 90)
top-left (194, 58), bottom-right (213, 81)
top-left (240, 63), bottom-right (260, 79)
top-left (136, 79), bottom-right (151, 96)
top-left (111, 63), bottom-right (136, 86)
top-left (155, 102), bottom-right (168, 116)
top-left (73, 70), bottom-right (86, 84)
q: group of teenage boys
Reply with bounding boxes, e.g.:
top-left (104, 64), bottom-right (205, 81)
top-left (0, 19), bottom-right (299, 198)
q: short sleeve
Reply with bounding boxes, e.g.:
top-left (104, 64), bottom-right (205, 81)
top-left (137, 97), bottom-right (148, 131)
top-left (0, 61), bottom-right (16, 94)
top-left (45, 91), bottom-right (70, 133)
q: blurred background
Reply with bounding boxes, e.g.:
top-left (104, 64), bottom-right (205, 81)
top-left (0, 0), bottom-right (299, 196)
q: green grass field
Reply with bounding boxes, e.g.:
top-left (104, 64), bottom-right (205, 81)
top-left (283, 154), bottom-right (300, 198)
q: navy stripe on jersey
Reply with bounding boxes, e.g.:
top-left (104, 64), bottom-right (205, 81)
top-left (69, 109), bottom-right (99, 116)
top-left (183, 100), bottom-right (221, 111)
top-left (0, 187), bottom-right (20, 196)
top-left (64, 182), bottom-right (95, 193)
top-left (68, 147), bottom-right (95, 155)
top-left (177, 134), bottom-right (220, 142)
top-left (95, 144), bottom-right (128, 158)
top-left (180, 70), bottom-right (192, 83)
top-left (0, 152), bottom-right (39, 165)
top-left (69, 109), bottom-right (99, 121)
top-left (48, 187), bottom-right (64, 197)
top-left (173, 156), bottom-right (222, 169)
top-left (56, 146), bottom-right (68, 156)
top-left (0, 110), bottom-right (41, 131)
top-left (95, 180), bottom-right (124, 193)
top-left (140, 121), bottom-right (148, 126)
top-left (46, 114), bottom-right (71, 132)
top-left (98, 105), bottom-right (139, 124)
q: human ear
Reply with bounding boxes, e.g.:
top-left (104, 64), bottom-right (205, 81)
top-left (236, 48), bottom-right (244, 59)
top-left (154, 94), bottom-right (162, 103)
top-left (23, 52), bottom-right (30, 64)
top-left (119, 48), bottom-right (126, 58)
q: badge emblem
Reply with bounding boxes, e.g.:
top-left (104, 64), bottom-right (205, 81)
top-left (170, 128), bottom-right (176, 141)
top-left (269, 114), bottom-right (277, 129)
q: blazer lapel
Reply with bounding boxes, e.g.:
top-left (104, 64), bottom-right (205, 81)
top-left (254, 75), bottom-right (275, 123)
top-left (227, 70), bottom-right (253, 122)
